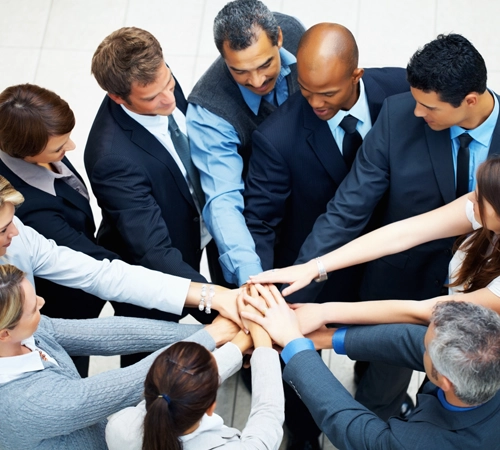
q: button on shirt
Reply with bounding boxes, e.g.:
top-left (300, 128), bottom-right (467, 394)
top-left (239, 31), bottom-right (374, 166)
top-left (327, 78), bottom-right (373, 152)
top-left (0, 335), bottom-right (58, 385)
top-left (0, 151), bottom-right (89, 200)
top-left (186, 48), bottom-right (296, 286)
top-left (450, 90), bottom-right (499, 192)
top-left (120, 106), bottom-right (211, 249)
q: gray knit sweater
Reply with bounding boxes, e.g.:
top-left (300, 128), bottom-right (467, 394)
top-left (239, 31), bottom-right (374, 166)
top-left (0, 315), bottom-right (213, 449)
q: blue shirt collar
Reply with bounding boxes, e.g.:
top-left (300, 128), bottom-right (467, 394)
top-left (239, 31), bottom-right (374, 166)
top-left (327, 78), bottom-right (370, 130)
top-left (237, 47), bottom-right (296, 115)
top-left (449, 89), bottom-right (499, 147)
top-left (436, 388), bottom-right (481, 412)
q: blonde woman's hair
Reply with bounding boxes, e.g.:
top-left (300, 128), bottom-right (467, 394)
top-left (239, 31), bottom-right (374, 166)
top-left (0, 176), bottom-right (24, 209)
top-left (0, 265), bottom-right (25, 330)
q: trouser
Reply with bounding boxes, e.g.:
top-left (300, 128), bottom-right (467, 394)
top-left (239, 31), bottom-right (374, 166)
top-left (355, 361), bottom-right (414, 421)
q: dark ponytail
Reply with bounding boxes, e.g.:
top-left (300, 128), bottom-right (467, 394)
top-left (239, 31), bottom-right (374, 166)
top-left (142, 342), bottom-right (219, 450)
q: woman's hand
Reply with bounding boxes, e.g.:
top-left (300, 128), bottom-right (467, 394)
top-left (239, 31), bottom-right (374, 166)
top-left (240, 284), bottom-right (303, 348)
top-left (204, 314), bottom-right (240, 347)
top-left (212, 286), bottom-right (243, 328)
top-left (289, 303), bottom-right (326, 335)
top-left (247, 260), bottom-right (319, 296)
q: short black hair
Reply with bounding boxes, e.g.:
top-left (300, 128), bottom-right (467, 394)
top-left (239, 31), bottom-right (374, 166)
top-left (213, 0), bottom-right (279, 56)
top-left (407, 34), bottom-right (487, 107)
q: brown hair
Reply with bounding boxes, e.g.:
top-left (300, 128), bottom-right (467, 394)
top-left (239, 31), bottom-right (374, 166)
top-left (450, 156), bottom-right (500, 292)
top-left (0, 84), bottom-right (75, 158)
top-left (0, 265), bottom-right (26, 331)
top-left (142, 341), bottom-right (219, 450)
top-left (91, 27), bottom-right (165, 101)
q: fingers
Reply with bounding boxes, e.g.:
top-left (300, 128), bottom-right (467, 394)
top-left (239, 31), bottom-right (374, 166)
top-left (240, 310), bottom-right (265, 327)
top-left (289, 303), bottom-right (304, 310)
top-left (281, 280), bottom-right (307, 297)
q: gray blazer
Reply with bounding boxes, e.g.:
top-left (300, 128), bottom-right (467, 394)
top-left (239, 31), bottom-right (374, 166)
top-left (284, 324), bottom-right (500, 449)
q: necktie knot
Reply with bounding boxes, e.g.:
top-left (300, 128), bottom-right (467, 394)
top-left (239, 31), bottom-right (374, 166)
top-left (339, 115), bottom-right (359, 135)
top-left (458, 132), bottom-right (473, 149)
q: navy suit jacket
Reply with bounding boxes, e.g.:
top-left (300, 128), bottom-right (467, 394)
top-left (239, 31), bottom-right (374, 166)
top-left (0, 157), bottom-right (117, 317)
top-left (284, 324), bottom-right (500, 449)
top-left (292, 91), bottom-right (500, 303)
top-left (84, 82), bottom-right (206, 283)
top-left (244, 68), bottom-right (409, 303)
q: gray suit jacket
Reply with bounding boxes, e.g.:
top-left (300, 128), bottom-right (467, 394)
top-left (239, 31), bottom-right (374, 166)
top-left (283, 324), bottom-right (500, 449)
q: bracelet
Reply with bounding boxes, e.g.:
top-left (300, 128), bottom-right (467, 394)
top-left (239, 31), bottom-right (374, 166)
top-left (314, 258), bottom-right (328, 283)
top-left (199, 284), bottom-right (214, 314)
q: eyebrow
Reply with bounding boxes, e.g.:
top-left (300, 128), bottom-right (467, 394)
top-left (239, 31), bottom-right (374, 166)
top-left (297, 82), bottom-right (338, 96)
top-left (418, 101), bottom-right (436, 110)
top-left (141, 71), bottom-right (173, 101)
top-left (0, 219), bottom-right (12, 230)
top-left (229, 56), bottom-right (274, 72)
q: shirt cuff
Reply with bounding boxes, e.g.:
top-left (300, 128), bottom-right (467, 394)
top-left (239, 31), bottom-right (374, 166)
top-left (332, 326), bottom-right (349, 355)
top-left (281, 338), bottom-right (315, 364)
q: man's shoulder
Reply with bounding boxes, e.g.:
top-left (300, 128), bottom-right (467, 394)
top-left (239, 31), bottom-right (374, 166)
top-left (257, 91), bottom-right (305, 133)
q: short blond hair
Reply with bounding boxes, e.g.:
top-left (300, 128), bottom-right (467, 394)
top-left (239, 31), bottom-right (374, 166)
top-left (0, 265), bottom-right (25, 331)
top-left (0, 176), bottom-right (24, 209)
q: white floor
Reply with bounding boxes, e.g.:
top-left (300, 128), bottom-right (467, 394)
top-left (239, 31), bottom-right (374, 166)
top-left (2, 1), bottom-right (499, 448)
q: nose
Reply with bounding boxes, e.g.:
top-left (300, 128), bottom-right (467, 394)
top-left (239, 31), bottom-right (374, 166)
top-left (8, 222), bottom-right (19, 239)
top-left (307, 94), bottom-right (325, 109)
top-left (248, 72), bottom-right (266, 88)
top-left (414, 103), bottom-right (426, 118)
top-left (37, 296), bottom-right (45, 310)
top-left (66, 139), bottom-right (77, 152)
top-left (160, 88), bottom-right (175, 104)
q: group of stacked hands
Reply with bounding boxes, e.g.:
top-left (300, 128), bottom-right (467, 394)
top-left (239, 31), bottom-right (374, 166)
top-left (1, 0), bottom-right (500, 449)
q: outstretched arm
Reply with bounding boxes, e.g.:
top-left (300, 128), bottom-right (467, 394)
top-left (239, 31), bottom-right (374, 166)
top-left (249, 194), bottom-right (473, 296)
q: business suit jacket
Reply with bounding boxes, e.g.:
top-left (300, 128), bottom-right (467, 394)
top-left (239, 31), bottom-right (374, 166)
top-left (244, 68), bottom-right (409, 303)
top-left (84, 83), bottom-right (206, 286)
top-left (293, 91), bottom-right (500, 303)
top-left (283, 324), bottom-right (500, 449)
top-left (0, 157), bottom-right (115, 320)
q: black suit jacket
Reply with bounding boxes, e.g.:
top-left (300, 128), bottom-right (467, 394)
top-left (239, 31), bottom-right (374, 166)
top-left (0, 157), bottom-right (116, 318)
top-left (84, 82), bottom-right (206, 283)
top-left (244, 68), bottom-right (409, 303)
top-left (284, 324), bottom-right (500, 449)
top-left (293, 90), bottom-right (500, 303)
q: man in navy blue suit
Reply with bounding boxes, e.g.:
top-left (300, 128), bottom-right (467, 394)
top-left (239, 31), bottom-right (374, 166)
top-left (85, 27), bottom-right (222, 366)
top-left (243, 23), bottom-right (409, 447)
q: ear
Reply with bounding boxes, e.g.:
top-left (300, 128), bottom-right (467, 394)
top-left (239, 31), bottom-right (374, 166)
top-left (206, 401), bottom-right (217, 416)
top-left (352, 68), bottom-right (364, 84)
top-left (276, 27), bottom-right (283, 49)
top-left (107, 93), bottom-right (127, 105)
top-left (0, 328), bottom-right (12, 342)
top-left (464, 93), bottom-right (478, 107)
top-left (439, 374), bottom-right (454, 393)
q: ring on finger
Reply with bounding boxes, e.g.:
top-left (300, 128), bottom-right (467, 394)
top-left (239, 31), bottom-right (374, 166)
top-left (262, 307), bottom-right (268, 317)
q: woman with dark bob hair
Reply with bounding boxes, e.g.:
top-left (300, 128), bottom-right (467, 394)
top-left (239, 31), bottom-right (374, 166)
top-left (249, 156), bottom-right (500, 330)
top-left (0, 83), bottom-right (115, 374)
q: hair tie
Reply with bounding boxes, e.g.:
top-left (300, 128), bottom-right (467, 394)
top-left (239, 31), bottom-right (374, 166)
top-left (158, 394), bottom-right (171, 405)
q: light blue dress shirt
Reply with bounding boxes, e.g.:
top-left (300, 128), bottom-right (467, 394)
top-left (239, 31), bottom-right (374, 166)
top-left (326, 79), bottom-right (372, 150)
top-left (187, 48), bottom-right (296, 286)
top-left (450, 90), bottom-right (498, 191)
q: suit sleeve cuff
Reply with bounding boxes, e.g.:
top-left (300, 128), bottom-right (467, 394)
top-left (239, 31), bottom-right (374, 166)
top-left (333, 326), bottom-right (349, 355)
top-left (281, 338), bottom-right (315, 364)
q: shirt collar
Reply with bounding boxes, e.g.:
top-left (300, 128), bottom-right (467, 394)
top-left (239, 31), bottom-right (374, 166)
top-left (0, 336), bottom-right (45, 385)
top-left (237, 47), bottom-right (296, 115)
top-left (436, 388), bottom-right (481, 412)
top-left (120, 106), bottom-right (186, 135)
top-left (327, 78), bottom-right (369, 130)
top-left (449, 89), bottom-right (499, 147)
top-left (0, 151), bottom-right (74, 197)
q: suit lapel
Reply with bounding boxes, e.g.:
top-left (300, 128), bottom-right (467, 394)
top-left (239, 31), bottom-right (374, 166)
top-left (109, 99), bottom-right (196, 208)
top-left (53, 165), bottom-right (93, 221)
top-left (425, 126), bottom-right (456, 203)
top-left (362, 70), bottom-right (386, 123)
top-left (487, 93), bottom-right (500, 156)
top-left (302, 98), bottom-right (349, 185)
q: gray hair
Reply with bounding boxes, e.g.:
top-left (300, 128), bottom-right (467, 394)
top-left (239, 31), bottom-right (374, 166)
top-left (213, 0), bottom-right (279, 56)
top-left (429, 301), bottom-right (500, 405)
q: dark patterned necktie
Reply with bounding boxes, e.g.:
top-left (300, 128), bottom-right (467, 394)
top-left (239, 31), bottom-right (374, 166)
top-left (339, 115), bottom-right (363, 169)
top-left (456, 133), bottom-right (473, 197)
top-left (168, 115), bottom-right (205, 209)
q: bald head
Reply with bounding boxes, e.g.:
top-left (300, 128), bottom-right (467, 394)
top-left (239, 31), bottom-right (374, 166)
top-left (298, 23), bottom-right (359, 75)
top-left (296, 23), bottom-right (363, 121)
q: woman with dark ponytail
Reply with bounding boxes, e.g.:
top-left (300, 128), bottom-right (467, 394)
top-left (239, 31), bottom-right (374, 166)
top-left (106, 291), bottom-right (285, 450)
